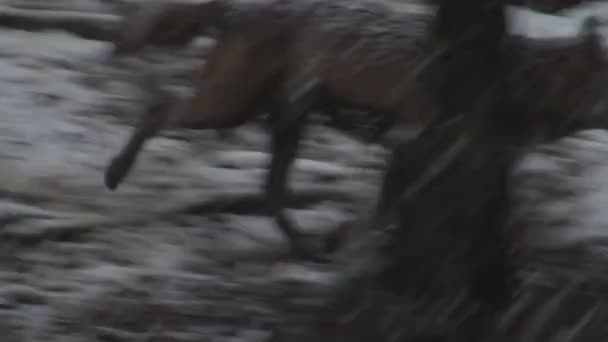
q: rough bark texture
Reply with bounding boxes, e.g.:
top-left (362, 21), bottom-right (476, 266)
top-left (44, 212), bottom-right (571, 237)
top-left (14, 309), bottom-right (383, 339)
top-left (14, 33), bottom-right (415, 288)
top-left (312, 1), bottom-right (521, 341)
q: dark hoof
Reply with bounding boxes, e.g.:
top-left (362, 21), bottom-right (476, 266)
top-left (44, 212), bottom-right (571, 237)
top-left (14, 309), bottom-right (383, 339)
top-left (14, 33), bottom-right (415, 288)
top-left (322, 223), bottom-right (353, 255)
top-left (104, 155), bottom-right (130, 191)
top-left (289, 235), bottom-right (332, 263)
top-left (321, 219), bottom-right (360, 255)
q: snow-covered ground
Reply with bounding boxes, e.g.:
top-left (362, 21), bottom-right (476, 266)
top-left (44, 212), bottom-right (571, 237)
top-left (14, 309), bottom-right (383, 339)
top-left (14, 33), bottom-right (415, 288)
top-left (1, 1), bottom-right (608, 341)
top-left (0, 6), bottom-right (384, 339)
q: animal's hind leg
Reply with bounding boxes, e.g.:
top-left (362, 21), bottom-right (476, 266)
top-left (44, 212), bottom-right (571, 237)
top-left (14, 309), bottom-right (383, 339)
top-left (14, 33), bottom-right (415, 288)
top-left (266, 113), bottom-right (314, 258)
top-left (265, 79), bottom-right (331, 261)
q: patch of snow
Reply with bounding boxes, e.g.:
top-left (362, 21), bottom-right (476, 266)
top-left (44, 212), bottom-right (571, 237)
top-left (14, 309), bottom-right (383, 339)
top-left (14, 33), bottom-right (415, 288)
top-left (508, 6), bottom-right (582, 38)
top-left (514, 130), bottom-right (608, 250)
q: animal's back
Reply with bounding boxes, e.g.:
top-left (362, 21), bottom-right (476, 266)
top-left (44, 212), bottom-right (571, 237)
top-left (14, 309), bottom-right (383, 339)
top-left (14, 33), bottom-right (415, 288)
top-left (212, 0), bottom-right (435, 129)
top-left (111, 0), bottom-right (438, 140)
top-left (287, 0), bottom-right (435, 125)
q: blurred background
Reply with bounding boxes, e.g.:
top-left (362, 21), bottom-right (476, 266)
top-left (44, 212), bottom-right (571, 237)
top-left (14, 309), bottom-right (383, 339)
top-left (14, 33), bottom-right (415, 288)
top-left (2, 0), bottom-right (608, 341)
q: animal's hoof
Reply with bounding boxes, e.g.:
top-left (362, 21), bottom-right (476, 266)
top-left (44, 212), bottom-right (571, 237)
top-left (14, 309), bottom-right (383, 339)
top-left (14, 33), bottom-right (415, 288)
top-left (104, 155), bottom-right (129, 191)
top-left (289, 234), bottom-right (332, 263)
top-left (321, 230), bottom-right (341, 255)
top-left (322, 221), bottom-right (354, 254)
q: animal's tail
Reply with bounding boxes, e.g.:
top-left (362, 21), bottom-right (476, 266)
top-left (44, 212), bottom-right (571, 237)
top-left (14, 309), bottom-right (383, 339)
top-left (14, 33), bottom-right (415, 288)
top-left (111, 0), bottom-right (238, 56)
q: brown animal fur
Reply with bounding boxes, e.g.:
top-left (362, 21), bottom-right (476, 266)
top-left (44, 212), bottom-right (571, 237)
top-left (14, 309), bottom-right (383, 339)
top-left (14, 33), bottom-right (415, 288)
top-left (105, 0), bottom-right (437, 260)
top-left (109, 0), bottom-right (439, 138)
top-left (104, 0), bottom-right (608, 260)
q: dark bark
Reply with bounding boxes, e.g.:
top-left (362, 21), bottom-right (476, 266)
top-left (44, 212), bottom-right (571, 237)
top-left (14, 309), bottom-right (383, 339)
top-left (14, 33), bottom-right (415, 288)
top-left (385, 0), bottom-right (520, 327)
top-left (315, 1), bottom-right (522, 341)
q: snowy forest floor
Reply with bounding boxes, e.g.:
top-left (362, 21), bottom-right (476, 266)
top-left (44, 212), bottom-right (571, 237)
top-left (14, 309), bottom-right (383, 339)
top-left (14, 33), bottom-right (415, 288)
top-left (2, 1), bottom-right (608, 341)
